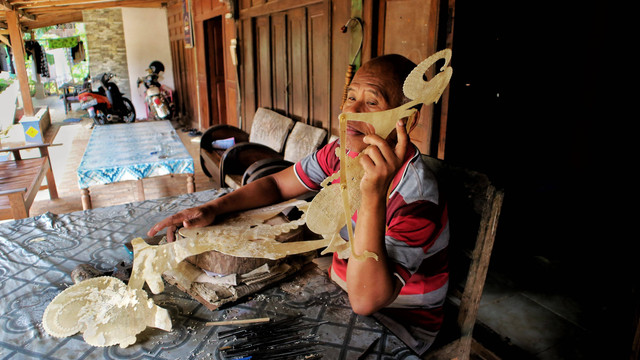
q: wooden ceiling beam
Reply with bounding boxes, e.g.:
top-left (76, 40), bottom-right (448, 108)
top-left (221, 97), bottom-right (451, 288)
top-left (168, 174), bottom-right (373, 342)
top-left (0, 0), bottom-right (13, 11)
top-left (0, 33), bottom-right (10, 46)
top-left (19, 0), bottom-right (165, 10)
top-left (2, 0), bottom-right (164, 31)
top-left (14, 0), bottom-right (164, 5)
top-left (19, 2), bottom-right (163, 16)
top-left (21, 11), bottom-right (81, 29)
top-left (1, 0), bottom-right (36, 20)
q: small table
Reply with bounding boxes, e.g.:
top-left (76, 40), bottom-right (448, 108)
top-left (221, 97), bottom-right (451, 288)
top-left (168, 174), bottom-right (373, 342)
top-left (77, 121), bottom-right (195, 209)
top-left (60, 81), bottom-right (84, 114)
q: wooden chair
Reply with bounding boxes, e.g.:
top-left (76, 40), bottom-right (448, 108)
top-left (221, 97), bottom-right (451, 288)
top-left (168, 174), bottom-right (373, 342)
top-left (236, 121), bottom-right (327, 187)
top-left (61, 82), bottom-right (84, 114)
top-left (420, 154), bottom-right (505, 360)
top-left (199, 107), bottom-right (294, 186)
top-left (0, 143), bottom-right (58, 220)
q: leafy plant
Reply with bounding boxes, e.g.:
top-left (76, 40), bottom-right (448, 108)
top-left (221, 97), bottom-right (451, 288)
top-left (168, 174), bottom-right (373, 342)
top-left (0, 78), bottom-right (14, 94)
top-left (71, 55), bottom-right (89, 83)
top-left (28, 79), bottom-right (36, 96)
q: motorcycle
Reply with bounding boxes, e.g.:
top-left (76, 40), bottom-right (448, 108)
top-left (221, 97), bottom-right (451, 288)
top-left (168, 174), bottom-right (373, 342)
top-left (137, 61), bottom-right (172, 120)
top-left (78, 72), bottom-right (136, 125)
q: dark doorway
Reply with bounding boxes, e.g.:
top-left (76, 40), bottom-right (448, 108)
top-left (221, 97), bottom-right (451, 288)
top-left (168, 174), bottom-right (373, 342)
top-left (204, 16), bottom-right (227, 127)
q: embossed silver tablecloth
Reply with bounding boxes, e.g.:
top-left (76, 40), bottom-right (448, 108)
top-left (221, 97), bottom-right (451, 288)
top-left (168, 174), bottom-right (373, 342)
top-left (0, 189), bottom-right (417, 360)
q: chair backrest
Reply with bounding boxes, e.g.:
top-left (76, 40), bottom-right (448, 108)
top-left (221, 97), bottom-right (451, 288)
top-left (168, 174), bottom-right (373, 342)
top-left (283, 122), bottom-right (327, 163)
top-left (421, 154), bottom-right (505, 360)
top-left (248, 108), bottom-right (294, 153)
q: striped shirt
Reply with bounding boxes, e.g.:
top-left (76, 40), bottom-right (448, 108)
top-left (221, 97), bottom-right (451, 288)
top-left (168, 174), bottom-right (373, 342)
top-left (294, 140), bottom-right (449, 331)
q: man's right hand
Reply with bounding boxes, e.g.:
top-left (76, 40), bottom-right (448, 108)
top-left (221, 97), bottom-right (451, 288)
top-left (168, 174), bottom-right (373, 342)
top-left (147, 205), bottom-right (217, 242)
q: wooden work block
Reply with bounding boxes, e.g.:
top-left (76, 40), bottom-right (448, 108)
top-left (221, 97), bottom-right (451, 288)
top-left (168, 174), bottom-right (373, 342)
top-left (185, 213), bottom-right (305, 275)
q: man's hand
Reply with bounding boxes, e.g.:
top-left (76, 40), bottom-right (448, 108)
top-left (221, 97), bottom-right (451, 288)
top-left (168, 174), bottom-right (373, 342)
top-left (147, 205), bottom-right (216, 242)
top-left (346, 119), bottom-right (409, 315)
top-left (359, 119), bottom-right (409, 197)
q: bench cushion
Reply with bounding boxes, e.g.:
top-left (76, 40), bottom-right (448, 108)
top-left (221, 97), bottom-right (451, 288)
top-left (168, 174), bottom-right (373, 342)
top-left (248, 108), bottom-right (294, 153)
top-left (283, 122), bottom-right (327, 163)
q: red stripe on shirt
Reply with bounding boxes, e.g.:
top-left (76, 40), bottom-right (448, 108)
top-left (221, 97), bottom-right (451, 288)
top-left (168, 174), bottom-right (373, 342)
top-left (387, 200), bottom-right (442, 248)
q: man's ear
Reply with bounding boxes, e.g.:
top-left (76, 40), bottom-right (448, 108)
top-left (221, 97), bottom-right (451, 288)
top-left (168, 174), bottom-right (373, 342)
top-left (406, 108), bottom-right (421, 135)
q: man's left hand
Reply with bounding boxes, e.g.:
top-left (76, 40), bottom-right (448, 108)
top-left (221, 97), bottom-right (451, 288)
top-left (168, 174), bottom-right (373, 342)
top-left (359, 119), bottom-right (409, 197)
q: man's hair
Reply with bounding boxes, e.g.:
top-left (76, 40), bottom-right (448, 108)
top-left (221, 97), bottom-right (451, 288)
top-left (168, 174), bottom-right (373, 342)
top-left (362, 54), bottom-right (417, 105)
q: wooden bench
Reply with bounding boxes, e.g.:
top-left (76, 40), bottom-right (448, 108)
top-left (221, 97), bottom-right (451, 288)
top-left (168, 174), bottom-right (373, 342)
top-left (200, 108), bottom-right (326, 189)
top-left (0, 143), bottom-right (58, 220)
top-left (223, 121), bottom-right (327, 189)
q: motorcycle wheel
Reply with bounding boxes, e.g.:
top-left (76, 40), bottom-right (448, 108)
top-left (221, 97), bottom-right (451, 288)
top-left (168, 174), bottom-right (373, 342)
top-left (147, 101), bottom-right (159, 121)
top-left (122, 98), bottom-right (136, 123)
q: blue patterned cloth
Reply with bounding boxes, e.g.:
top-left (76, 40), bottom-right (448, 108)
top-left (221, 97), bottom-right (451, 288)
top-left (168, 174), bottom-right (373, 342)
top-left (77, 121), bottom-right (194, 189)
top-left (0, 190), bottom-right (415, 359)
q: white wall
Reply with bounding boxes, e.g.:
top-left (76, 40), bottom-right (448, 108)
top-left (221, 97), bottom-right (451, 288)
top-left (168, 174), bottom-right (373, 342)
top-left (122, 7), bottom-right (175, 119)
top-left (50, 48), bottom-right (73, 88)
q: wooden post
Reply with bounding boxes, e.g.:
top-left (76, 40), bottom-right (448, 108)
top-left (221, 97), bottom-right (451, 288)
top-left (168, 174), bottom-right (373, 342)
top-left (186, 174), bottom-right (195, 193)
top-left (80, 188), bottom-right (92, 210)
top-left (39, 146), bottom-right (59, 200)
top-left (6, 10), bottom-right (35, 116)
top-left (437, 0), bottom-right (456, 160)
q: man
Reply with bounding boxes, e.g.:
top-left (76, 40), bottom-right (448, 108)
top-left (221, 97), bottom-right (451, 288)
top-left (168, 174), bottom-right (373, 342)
top-left (148, 54), bottom-right (449, 347)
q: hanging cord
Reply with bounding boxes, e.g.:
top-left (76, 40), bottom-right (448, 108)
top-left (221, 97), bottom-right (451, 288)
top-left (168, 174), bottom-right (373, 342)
top-left (340, 17), bottom-right (363, 109)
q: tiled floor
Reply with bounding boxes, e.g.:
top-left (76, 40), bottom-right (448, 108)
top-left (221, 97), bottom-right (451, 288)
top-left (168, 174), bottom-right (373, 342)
top-left (475, 269), bottom-right (591, 359)
top-left (6, 95), bottom-right (598, 359)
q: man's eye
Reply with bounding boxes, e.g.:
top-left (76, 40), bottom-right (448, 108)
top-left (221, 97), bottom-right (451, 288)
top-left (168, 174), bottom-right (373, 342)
top-left (366, 101), bottom-right (378, 106)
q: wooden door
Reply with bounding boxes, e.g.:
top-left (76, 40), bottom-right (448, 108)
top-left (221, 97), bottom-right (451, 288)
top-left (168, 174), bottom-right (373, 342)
top-left (204, 16), bottom-right (227, 127)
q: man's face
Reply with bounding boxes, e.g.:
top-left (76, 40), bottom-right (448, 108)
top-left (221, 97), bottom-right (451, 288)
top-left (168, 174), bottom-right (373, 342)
top-left (341, 63), bottom-right (403, 152)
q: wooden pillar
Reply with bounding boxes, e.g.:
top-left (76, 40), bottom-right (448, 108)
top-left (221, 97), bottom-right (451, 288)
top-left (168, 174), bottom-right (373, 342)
top-left (437, 0), bottom-right (456, 160)
top-left (6, 10), bottom-right (35, 116)
top-left (186, 173), bottom-right (195, 193)
top-left (80, 188), bottom-right (92, 210)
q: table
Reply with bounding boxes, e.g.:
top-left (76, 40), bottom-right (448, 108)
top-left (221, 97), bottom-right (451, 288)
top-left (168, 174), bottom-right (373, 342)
top-left (77, 121), bottom-right (195, 210)
top-left (0, 189), bottom-right (416, 359)
top-left (60, 81), bottom-right (84, 114)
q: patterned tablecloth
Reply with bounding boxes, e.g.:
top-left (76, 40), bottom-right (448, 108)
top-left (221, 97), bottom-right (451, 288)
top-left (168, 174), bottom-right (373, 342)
top-left (0, 189), bottom-right (418, 360)
top-left (77, 121), bottom-right (194, 189)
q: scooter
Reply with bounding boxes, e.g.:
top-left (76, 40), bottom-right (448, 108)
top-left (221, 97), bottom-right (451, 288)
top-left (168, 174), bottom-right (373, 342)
top-left (78, 72), bottom-right (136, 125)
top-left (137, 61), bottom-right (172, 120)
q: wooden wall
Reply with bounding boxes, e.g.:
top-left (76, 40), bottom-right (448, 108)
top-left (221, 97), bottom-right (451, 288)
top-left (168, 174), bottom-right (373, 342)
top-left (166, 0), bottom-right (238, 130)
top-left (238, 0), bottom-right (331, 132)
top-left (373, 0), bottom-right (443, 154)
top-left (168, 0), bottom-right (453, 156)
top-left (167, 0), bottom-right (197, 128)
